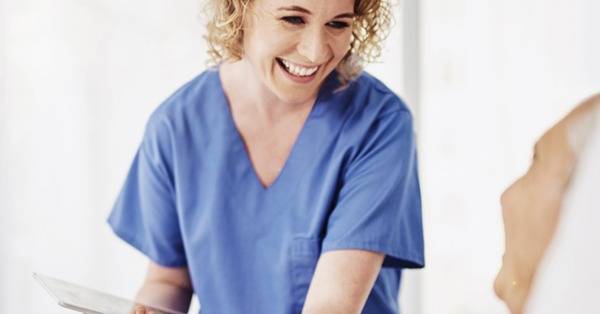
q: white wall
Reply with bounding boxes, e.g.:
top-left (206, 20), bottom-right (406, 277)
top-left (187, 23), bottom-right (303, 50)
top-left (418, 0), bottom-right (600, 313)
top-left (1, 1), bottom-right (206, 312)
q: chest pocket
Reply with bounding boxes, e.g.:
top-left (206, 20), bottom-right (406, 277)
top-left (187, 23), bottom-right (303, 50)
top-left (290, 237), bottom-right (322, 313)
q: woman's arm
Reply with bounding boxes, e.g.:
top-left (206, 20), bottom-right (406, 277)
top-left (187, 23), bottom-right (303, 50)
top-left (301, 250), bottom-right (385, 314)
top-left (133, 261), bottom-right (194, 313)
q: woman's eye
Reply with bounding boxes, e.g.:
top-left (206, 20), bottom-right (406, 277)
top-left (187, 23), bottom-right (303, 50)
top-left (327, 21), bottom-right (350, 29)
top-left (281, 16), bottom-right (305, 25)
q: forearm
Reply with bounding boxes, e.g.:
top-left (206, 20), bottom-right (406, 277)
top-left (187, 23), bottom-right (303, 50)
top-left (301, 250), bottom-right (384, 314)
top-left (135, 280), bottom-right (193, 312)
top-left (302, 297), bottom-right (362, 314)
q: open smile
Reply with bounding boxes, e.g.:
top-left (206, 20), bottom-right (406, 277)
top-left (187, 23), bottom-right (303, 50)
top-left (276, 58), bottom-right (321, 83)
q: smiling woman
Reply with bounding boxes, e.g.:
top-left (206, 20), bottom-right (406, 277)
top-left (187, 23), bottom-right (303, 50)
top-left (206, 0), bottom-right (391, 84)
top-left (107, 0), bottom-right (424, 313)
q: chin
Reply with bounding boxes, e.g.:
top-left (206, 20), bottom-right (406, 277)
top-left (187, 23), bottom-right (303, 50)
top-left (267, 57), bottom-right (337, 104)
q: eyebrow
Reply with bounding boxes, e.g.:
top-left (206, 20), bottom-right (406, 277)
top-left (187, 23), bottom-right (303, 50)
top-left (277, 5), bottom-right (355, 19)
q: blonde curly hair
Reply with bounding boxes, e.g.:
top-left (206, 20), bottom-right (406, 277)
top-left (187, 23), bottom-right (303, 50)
top-left (204, 0), bottom-right (392, 83)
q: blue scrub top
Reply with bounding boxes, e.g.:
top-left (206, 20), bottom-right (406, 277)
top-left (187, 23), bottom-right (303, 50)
top-left (108, 68), bottom-right (424, 314)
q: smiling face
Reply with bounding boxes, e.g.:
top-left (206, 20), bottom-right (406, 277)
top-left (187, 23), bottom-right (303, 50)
top-left (241, 0), bottom-right (354, 104)
top-left (494, 97), bottom-right (599, 314)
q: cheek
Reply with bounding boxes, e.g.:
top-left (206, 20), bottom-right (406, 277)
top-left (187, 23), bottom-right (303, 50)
top-left (244, 20), bottom-right (292, 57)
top-left (261, 37), bottom-right (299, 65)
top-left (332, 33), bottom-right (353, 57)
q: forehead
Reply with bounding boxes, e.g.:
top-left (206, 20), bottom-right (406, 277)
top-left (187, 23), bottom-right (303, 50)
top-left (254, 0), bottom-right (355, 15)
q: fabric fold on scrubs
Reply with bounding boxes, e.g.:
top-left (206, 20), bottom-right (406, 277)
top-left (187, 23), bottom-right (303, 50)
top-left (322, 108), bottom-right (423, 268)
top-left (108, 99), bottom-right (186, 267)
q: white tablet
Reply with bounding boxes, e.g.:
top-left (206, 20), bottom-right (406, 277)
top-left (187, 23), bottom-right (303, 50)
top-left (33, 273), bottom-right (188, 314)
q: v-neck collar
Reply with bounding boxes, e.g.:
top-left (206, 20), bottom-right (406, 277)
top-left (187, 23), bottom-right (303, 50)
top-left (213, 67), bottom-right (337, 196)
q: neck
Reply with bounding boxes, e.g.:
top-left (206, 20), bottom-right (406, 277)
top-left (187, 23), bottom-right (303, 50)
top-left (222, 59), bottom-right (316, 124)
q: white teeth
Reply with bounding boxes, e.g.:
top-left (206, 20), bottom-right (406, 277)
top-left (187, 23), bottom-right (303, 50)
top-left (280, 59), bottom-right (318, 77)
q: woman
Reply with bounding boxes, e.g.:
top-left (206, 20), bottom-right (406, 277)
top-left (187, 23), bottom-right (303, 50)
top-left (495, 94), bottom-right (600, 313)
top-left (109, 0), bottom-right (424, 313)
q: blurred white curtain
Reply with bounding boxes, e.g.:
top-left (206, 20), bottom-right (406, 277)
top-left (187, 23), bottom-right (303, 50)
top-left (418, 0), bottom-right (600, 313)
top-left (0, 1), bottom-right (409, 313)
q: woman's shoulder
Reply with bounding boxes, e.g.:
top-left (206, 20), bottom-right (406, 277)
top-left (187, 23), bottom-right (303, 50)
top-left (333, 71), bottom-right (412, 119)
top-left (152, 68), bottom-right (220, 117)
top-left (145, 68), bottom-right (222, 129)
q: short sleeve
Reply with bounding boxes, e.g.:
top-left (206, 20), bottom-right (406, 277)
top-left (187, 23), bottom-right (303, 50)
top-left (321, 108), bottom-right (424, 268)
top-left (107, 114), bottom-right (186, 267)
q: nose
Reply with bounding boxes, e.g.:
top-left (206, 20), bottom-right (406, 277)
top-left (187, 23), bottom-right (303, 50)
top-left (297, 26), bottom-right (331, 64)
